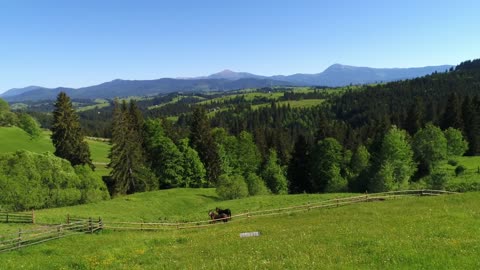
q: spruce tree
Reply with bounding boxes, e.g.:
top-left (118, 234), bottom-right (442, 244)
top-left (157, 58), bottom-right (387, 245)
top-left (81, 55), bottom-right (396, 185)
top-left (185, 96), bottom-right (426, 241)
top-left (108, 100), bottom-right (149, 194)
top-left (51, 92), bottom-right (93, 169)
top-left (441, 92), bottom-right (464, 130)
top-left (287, 135), bottom-right (312, 193)
top-left (189, 107), bottom-right (221, 185)
top-left (462, 96), bottom-right (480, 155)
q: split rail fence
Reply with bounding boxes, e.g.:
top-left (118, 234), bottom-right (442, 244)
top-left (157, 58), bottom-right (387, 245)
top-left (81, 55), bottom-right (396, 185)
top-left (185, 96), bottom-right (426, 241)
top-left (0, 218), bottom-right (102, 253)
top-left (0, 211), bottom-right (34, 224)
top-left (103, 189), bottom-right (458, 231)
top-left (0, 189), bottom-right (457, 253)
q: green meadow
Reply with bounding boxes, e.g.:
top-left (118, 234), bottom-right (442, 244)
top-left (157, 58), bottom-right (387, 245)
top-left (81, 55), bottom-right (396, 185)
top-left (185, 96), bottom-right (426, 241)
top-left (0, 189), bottom-right (479, 269)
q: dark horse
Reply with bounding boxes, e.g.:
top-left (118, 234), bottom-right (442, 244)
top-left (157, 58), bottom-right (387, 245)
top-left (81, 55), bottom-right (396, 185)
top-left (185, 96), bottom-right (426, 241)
top-left (208, 210), bottom-right (229, 223)
top-left (216, 207), bottom-right (232, 219)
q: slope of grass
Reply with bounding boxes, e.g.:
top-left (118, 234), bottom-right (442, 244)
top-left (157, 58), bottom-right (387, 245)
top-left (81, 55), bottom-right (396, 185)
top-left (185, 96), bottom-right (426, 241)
top-left (0, 127), bottom-right (54, 153)
top-left (0, 127), bottom-right (110, 164)
top-left (1, 191), bottom-right (479, 269)
top-left (26, 189), bottom-right (350, 224)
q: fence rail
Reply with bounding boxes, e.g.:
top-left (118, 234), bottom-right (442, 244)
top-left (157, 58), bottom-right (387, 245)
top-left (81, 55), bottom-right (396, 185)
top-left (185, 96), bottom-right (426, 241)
top-left (0, 218), bottom-right (103, 253)
top-left (0, 189), bottom-right (458, 253)
top-left (103, 189), bottom-right (458, 231)
top-left (0, 211), bottom-right (34, 224)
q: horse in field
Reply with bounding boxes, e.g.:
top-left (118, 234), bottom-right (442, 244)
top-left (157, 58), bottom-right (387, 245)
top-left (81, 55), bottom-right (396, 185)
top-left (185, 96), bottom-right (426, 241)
top-left (216, 207), bottom-right (232, 219)
top-left (208, 210), bottom-right (229, 223)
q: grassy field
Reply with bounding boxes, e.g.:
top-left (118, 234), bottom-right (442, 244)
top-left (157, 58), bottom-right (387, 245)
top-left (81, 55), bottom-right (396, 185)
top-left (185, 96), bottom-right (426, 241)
top-left (0, 126), bottom-right (112, 181)
top-left (0, 189), bottom-right (479, 269)
top-left (438, 156), bottom-right (480, 183)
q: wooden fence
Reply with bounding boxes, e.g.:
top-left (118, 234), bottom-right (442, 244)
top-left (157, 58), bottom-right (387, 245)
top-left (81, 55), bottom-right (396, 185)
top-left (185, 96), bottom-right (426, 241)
top-left (0, 211), bottom-right (35, 224)
top-left (103, 189), bottom-right (458, 231)
top-left (0, 189), bottom-right (457, 253)
top-left (0, 217), bottom-right (103, 253)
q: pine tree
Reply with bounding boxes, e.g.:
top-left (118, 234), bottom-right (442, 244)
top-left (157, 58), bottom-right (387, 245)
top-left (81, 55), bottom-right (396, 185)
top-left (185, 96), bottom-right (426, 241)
top-left (108, 100), bottom-right (149, 194)
top-left (51, 92), bottom-right (93, 169)
top-left (462, 96), bottom-right (480, 155)
top-left (441, 92), bottom-right (464, 130)
top-left (287, 135), bottom-right (312, 193)
top-left (405, 98), bottom-right (424, 135)
top-left (189, 107), bottom-right (221, 185)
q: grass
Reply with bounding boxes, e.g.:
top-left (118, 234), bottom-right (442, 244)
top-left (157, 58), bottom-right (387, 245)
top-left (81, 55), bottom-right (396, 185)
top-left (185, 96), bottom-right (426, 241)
top-left (76, 99), bottom-right (111, 112)
top-left (438, 156), bottom-right (480, 183)
top-left (0, 190), bottom-right (479, 269)
top-left (251, 99), bottom-right (324, 110)
top-left (0, 126), bottom-right (112, 181)
top-left (0, 127), bottom-right (54, 153)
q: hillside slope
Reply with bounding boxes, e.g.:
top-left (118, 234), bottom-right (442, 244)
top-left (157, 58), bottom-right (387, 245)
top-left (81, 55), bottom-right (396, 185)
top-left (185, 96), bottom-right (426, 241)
top-left (1, 190), bottom-right (478, 269)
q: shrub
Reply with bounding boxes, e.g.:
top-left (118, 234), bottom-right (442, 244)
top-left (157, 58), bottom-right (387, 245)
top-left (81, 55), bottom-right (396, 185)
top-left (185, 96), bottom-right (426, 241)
top-left (455, 165), bottom-right (467, 176)
top-left (0, 150), bottom-right (108, 211)
top-left (245, 173), bottom-right (270, 196)
top-left (448, 159), bottom-right (458, 166)
top-left (426, 173), bottom-right (449, 190)
top-left (216, 174), bottom-right (249, 200)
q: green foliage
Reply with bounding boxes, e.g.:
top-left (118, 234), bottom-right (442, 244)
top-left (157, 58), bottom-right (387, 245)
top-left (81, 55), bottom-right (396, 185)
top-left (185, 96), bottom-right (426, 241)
top-left (444, 127), bottom-right (468, 157)
top-left (262, 149), bottom-right (288, 194)
top-left (17, 113), bottom-right (42, 139)
top-left (235, 131), bottom-right (262, 176)
top-left (51, 92), bottom-right (93, 169)
top-left (0, 150), bottom-right (108, 211)
top-left (455, 165), bottom-right (467, 176)
top-left (216, 174), bottom-right (249, 200)
top-left (144, 119), bottom-right (184, 188)
top-left (348, 144), bottom-right (370, 192)
top-left (413, 123), bottom-right (447, 172)
top-left (426, 173), bottom-right (449, 190)
top-left (178, 139), bottom-right (207, 188)
top-left (288, 135), bottom-right (312, 193)
top-left (245, 173), bottom-right (269, 196)
top-left (448, 159), bottom-right (458, 166)
top-left (109, 100), bottom-right (150, 194)
top-left (189, 107), bottom-right (222, 185)
top-left (0, 98), bottom-right (17, 127)
top-left (370, 126), bottom-right (416, 192)
top-left (310, 138), bottom-right (347, 192)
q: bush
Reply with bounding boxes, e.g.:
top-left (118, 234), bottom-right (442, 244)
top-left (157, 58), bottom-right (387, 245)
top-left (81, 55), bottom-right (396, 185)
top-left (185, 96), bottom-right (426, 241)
top-left (446, 181), bottom-right (480, 192)
top-left (448, 159), bottom-right (458, 166)
top-left (455, 165), bottom-right (467, 176)
top-left (426, 173), bottom-right (449, 190)
top-left (0, 150), bottom-right (109, 211)
top-left (245, 173), bottom-right (270, 196)
top-left (216, 174), bottom-right (249, 200)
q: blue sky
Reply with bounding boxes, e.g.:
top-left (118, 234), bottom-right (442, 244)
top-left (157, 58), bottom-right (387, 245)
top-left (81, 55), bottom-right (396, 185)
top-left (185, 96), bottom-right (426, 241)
top-left (0, 0), bottom-right (479, 92)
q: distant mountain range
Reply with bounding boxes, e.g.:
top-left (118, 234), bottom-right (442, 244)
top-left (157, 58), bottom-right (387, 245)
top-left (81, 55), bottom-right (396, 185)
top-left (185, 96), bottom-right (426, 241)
top-left (1, 64), bottom-right (453, 102)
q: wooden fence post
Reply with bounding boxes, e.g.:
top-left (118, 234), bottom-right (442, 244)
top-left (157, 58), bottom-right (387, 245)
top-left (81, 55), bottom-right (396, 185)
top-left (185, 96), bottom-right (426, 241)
top-left (98, 217), bottom-right (103, 231)
top-left (32, 210), bottom-right (35, 224)
top-left (17, 229), bottom-right (22, 248)
top-left (89, 217), bottom-right (93, 233)
top-left (307, 202), bottom-right (310, 211)
top-left (57, 225), bottom-right (61, 238)
top-left (6, 212), bottom-right (9, 223)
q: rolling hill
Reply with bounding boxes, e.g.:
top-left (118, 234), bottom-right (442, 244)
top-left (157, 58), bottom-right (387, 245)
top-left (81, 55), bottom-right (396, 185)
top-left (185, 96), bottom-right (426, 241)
top-left (0, 189), bottom-right (478, 269)
top-left (1, 64), bottom-right (452, 102)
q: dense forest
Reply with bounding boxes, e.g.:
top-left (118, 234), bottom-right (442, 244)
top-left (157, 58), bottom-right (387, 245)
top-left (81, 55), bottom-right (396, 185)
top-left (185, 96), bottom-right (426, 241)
top-left (4, 59), bottom-right (480, 207)
top-left (103, 59), bottom-right (480, 198)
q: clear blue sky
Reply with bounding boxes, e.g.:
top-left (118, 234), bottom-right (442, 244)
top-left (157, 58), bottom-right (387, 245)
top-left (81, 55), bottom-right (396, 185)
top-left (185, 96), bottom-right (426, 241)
top-left (1, 0), bottom-right (479, 92)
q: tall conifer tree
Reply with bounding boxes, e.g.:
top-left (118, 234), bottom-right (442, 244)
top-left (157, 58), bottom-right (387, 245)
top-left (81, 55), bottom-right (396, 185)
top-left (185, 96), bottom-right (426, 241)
top-left (189, 107), bottom-right (221, 185)
top-left (51, 92), bottom-right (93, 169)
top-left (108, 100), bottom-right (148, 194)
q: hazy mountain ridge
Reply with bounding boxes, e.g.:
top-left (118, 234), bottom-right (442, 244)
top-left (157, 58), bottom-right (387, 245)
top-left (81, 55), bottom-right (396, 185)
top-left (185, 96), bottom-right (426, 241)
top-left (1, 64), bottom-right (453, 101)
